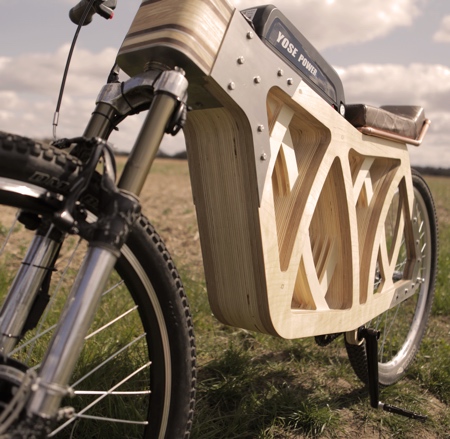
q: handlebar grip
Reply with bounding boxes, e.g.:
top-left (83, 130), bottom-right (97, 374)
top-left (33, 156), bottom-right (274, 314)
top-left (69, 0), bottom-right (96, 26)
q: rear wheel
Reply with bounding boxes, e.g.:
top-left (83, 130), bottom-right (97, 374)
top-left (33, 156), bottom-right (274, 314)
top-left (345, 169), bottom-right (438, 386)
top-left (0, 132), bottom-right (196, 438)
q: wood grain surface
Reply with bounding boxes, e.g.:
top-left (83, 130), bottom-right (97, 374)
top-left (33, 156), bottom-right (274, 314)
top-left (117, 0), bottom-right (234, 77)
top-left (118, 4), bottom-right (421, 339)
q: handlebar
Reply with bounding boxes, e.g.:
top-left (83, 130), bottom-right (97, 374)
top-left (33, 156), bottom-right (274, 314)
top-left (69, 0), bottom-right (117, 26)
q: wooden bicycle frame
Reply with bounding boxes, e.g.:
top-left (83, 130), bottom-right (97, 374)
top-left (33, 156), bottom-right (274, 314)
top-left (116, 0), bottom-right (422, 339)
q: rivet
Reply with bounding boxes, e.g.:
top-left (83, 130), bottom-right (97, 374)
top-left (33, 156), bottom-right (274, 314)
top-left (413, 217), bottom-right (417, 223)
top-left (254, 76), bottom-right (261, 84)
top-left (228, 81), bottom-right (236, 90)
top-left (257, 125), bottom-right (265, 132)
top-left (247, 31), bottom-right (254, 39)
top-left (277, 69), bottom-right (284, 77)
top-left (287, 78), bottom-right (294, 85)
top-left (261, 153), bottom-right (267, 161)
top-left (237, 56), bottom-right (245, 65)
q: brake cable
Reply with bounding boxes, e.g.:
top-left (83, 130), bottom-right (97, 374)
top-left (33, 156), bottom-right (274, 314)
top-left (52, 0), bottom-right (116, 139)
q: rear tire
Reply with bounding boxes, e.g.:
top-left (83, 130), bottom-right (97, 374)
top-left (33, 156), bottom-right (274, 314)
top-left (345, 169), bottom-right (438, 386)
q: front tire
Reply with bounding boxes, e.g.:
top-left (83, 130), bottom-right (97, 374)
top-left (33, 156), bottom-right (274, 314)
top-left (0, 132), bottom-right (196, 438)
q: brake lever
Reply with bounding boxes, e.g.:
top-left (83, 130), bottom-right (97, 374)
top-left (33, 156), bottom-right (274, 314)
top-left (97, 0), bottom-right (117, 20)
top-left (69, 0), bottom-right (116, 26)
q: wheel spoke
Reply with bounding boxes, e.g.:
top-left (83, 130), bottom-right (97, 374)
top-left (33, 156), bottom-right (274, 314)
top-left (85, 305), bottom-right (138, 340)
top-left (74, 391), bottom-right (151, 395)
top-left (49, 362), bottom-right (151, 437)
top-left (70, 414), bottom-right (149, 425)
top-left (71, 334), bottom-right (147, 388)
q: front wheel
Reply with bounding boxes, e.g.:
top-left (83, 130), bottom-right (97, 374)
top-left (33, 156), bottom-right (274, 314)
top-left (345, 169), bottom-right (438, 386)
top-left (0, 132), bottom-right (196, 438)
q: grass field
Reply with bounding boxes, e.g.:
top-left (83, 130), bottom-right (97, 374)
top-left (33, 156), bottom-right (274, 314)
top-left (141, 161), bottom-right (450, 439)
top-left (0, 158), bottom-right (448, 438)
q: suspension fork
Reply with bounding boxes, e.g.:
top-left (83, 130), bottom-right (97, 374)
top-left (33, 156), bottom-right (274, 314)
top-left (25, 68), bottom-right (189, 421)
top-left (0, 227), bottom-right (63, 355)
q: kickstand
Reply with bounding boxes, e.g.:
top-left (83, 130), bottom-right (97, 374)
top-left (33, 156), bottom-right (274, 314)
top-left (359, 328), bottom-right (427, 422)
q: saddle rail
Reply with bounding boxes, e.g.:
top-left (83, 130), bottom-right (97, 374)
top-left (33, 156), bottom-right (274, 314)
top-left (345, 104), bottom-right (431, 146)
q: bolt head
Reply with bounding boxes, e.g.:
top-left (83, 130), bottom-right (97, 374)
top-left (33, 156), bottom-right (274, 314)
top-left (174, 66), bottom-right (186, 76)
top-left (287, 78), bottom-right (294, 86)
top-left (228, 81), bottom-right (236, 90)
top-left (237, 56), bottom-right (245, 65)
top-left (254, 76), bottom-right (261, 84)
top-left (247, 31), bottom-right (254, 39)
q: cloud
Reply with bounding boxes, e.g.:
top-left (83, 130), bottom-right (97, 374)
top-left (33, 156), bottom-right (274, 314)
top-left (433, 15), bottom-right (450, 42)
top-left (0, 44), bottom-right (118, 137)
top-left (0, 45), bottom-right (117, 97)
top-left (1, 33), bottom-right (449, 167)
top-left (0, 45), bottom-right (179, 153)
top-left (233, 0), bottom-right (423, 49)
top-left (338, 63), bottom-right (450, 167)
top-left (339, 63), bottom-right (450, 106)
top-left (0, 45), bottom-right (115, 136)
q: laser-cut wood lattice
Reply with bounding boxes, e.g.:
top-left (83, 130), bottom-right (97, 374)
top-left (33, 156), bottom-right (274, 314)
top-left (118, 0), bottom-right (422, 339)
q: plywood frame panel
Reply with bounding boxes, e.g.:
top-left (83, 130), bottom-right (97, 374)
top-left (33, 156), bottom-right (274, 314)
top-left (182, 10), bottom-right (421, 338)
top-left (262, 84), bottom-right (417, 338)
top-left (186, 11), bottom-right (422, 338)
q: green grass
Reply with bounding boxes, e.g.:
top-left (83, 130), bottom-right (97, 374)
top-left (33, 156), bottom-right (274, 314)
top-left (0, 167), bottom-right (448, 439)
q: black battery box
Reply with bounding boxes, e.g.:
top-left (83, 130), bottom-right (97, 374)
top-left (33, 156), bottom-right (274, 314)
top-left (242, 5), bottom-right (345, 113)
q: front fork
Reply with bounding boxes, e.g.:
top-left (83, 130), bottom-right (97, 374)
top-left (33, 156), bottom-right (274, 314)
top-left (0, 68), bottom-right (189, 425)
top-left (0, 229), bottom-right (63, 355)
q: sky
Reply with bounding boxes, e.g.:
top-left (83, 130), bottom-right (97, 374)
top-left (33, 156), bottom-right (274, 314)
top-left (0, 0), bottom-right (449, 167)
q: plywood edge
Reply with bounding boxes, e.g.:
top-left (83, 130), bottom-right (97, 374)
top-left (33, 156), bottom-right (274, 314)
top-left (184, 95), bottom-right (276, 335)
top-left (117, 0), bottom-right (234, 78)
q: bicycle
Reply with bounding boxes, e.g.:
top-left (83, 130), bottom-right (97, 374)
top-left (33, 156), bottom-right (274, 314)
top-left (0, 0), bottom-right (438, 437)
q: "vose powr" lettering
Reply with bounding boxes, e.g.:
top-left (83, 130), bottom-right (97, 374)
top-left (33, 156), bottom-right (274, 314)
top-left (276, 31), bottom-right (318, 77)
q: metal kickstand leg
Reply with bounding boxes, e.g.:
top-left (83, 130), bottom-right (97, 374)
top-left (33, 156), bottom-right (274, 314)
top-left (359, 327), bottom-right (427, 422)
